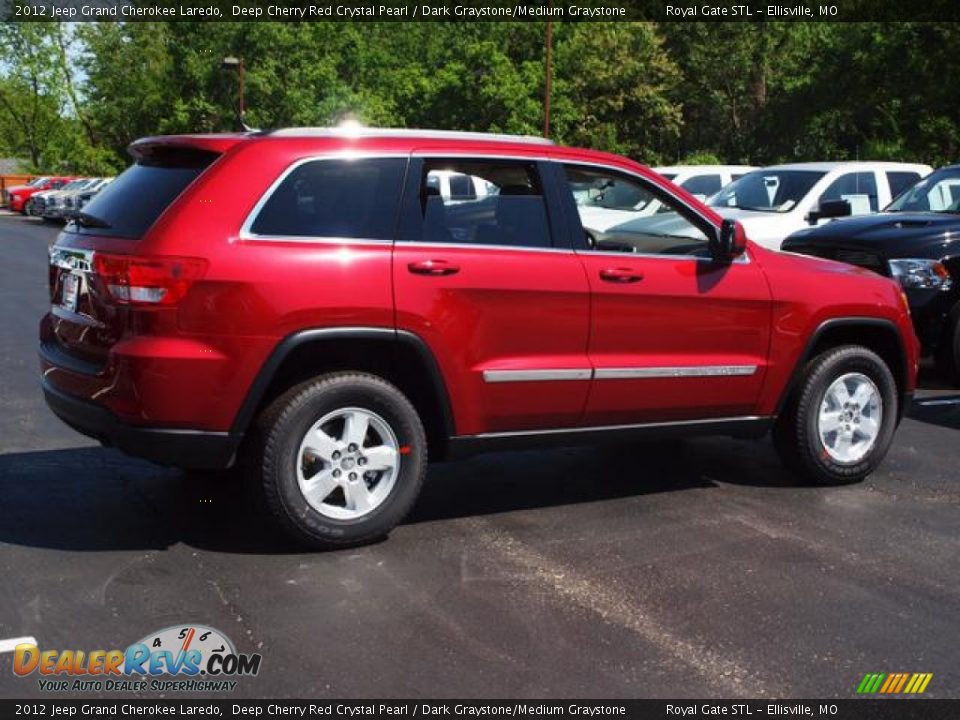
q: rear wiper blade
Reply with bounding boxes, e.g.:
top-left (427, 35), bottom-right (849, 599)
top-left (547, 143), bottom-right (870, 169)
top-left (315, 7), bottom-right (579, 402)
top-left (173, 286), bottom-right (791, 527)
top-left (77, 212), bottom-right (111, 228)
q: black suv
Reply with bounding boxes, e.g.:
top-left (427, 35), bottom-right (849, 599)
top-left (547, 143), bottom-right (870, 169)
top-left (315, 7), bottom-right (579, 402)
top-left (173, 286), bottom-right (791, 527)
top-left (784, 165), bottom-right (960, 384)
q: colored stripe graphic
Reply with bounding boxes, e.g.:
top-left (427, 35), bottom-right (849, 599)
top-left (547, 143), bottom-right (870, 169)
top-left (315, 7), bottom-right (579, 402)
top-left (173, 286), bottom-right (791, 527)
top-left (857, 672), bottom-right (932, 694)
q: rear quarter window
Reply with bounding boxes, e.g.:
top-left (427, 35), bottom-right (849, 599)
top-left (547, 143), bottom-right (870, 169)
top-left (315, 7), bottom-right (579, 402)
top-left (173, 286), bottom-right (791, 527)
top-left (248, 158), bottom-right (407, 239)
top-left (70, 148), bottom-right (218, 239)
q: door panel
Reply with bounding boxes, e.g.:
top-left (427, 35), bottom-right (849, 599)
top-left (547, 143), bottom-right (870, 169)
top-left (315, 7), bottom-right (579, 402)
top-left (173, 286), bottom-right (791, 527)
top-left (556, 161), bottom-right (772, 426)
top-left (579, 253), bottom-right (771, 424)
top-left (393, 157), bottom-right (591, 436)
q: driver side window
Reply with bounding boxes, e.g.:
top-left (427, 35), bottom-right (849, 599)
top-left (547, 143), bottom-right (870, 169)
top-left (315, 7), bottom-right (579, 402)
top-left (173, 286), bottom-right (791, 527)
top-left (562, 164), bottom-right (710, 256)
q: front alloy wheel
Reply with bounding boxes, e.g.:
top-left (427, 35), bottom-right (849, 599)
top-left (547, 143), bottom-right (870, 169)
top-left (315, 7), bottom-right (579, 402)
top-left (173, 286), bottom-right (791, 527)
top-left (774, 345), bottom-right (898, 485)
top-left (816, 373), bottom-right (883, 465)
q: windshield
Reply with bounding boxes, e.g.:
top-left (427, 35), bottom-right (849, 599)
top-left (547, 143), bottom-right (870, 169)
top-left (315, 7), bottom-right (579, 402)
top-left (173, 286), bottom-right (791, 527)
top-left (886, 168), bottom-right (960, 213)
top-left (60, 179), bottom-right (90, 192)
top-left (710, 170), bottom-right (825, 213)
top-left (29, 177), bottom-right (51, 187)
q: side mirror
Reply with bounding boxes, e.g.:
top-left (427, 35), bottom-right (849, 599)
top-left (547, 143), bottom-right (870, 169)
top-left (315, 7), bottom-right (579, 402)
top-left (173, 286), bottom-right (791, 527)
top-left (806, 199), bottom-right (851, 225)
top-left (713, 218), bottom-right (748, 261)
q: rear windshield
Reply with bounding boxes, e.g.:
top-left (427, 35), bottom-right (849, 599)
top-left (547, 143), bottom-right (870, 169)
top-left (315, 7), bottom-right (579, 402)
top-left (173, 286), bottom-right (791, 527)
top-left (68, 148), bottom-right (217, 238)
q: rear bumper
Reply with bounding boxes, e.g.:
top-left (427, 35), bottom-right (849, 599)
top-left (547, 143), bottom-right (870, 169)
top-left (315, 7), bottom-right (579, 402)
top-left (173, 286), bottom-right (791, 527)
top-left (42, 377), bottom-right (240, 470)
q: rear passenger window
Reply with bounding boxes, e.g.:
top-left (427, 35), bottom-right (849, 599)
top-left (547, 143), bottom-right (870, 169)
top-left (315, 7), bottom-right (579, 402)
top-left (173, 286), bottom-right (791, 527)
top-left (681, 174), bottom-right (722, 198)
top-left (886, 171), bottom-right (921, 201)
top-left (250, 158), bottom-right (406, 239)
top-left (417, 160), bottom-right (551, 249)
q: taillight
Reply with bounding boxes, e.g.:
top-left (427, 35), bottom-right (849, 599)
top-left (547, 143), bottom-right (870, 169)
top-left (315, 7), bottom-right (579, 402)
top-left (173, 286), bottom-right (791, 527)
top-left (92, 253), bottom-right (207, 306)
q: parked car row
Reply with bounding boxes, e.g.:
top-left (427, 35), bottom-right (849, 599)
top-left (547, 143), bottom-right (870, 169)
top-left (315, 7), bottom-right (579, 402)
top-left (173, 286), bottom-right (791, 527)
top-left (28, 176), bottom-right (114, 222)
top-left (4, 176), bottom-right (75, 213)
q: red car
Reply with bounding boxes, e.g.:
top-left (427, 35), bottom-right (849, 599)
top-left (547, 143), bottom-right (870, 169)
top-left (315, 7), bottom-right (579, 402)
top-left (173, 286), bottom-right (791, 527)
top-left (40, 129), bottom-right (919, 548)
top-left (7, 176), bottom-right (75, 214)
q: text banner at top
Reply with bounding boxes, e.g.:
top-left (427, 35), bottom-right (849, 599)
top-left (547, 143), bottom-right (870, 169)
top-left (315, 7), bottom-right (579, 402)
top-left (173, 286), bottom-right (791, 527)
top-left (5, 0), bottom-right (960, 22)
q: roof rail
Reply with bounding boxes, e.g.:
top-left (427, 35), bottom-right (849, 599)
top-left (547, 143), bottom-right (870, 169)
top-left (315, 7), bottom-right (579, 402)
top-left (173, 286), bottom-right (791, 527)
top-left (267, 127), bottom-right (554, 145)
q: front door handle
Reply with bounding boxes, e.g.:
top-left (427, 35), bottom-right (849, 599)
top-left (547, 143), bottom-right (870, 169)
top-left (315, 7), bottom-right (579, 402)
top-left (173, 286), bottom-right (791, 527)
top-left (599, 267), bottom-right (643, 283)
top-left (408, 259), bottom-right (460, 277)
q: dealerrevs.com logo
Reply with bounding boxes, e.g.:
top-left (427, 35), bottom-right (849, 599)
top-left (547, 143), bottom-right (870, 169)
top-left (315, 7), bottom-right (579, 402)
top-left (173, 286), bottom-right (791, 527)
top-left (13, 624), bottom-right (262, 693)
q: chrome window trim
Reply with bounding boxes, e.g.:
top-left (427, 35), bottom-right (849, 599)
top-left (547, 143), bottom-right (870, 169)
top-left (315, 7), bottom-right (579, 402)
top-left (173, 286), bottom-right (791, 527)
top-left (483, 369), bottom-right (592, 383)
top-left (594, 365), bottom-right (757, 380)
top-left (400, 241), bottom-right (573, 255)
top-left (459, 415), bottom-right (769, 440)
top-left (483, 364), bottom-right (759, 383)
top-left (241, 234), bottom-right (392, 246)
top-left (238, 152), bottom-right (410, 243)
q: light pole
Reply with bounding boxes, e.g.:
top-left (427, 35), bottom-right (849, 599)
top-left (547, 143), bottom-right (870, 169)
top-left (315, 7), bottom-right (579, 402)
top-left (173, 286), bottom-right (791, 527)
top-left (221, 56), bottom-right (245, 123)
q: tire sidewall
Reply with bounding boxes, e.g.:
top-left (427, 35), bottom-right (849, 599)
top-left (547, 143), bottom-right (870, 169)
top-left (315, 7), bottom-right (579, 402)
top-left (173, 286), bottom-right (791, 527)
top-left (265, 377), bottom-right (426, 544)
top-left (800, 348), bottom-right (898, 483)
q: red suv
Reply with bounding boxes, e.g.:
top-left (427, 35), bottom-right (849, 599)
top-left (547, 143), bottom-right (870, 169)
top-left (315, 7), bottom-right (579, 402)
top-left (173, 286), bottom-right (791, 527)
top-left (40, 129), bottom-right (919, 548)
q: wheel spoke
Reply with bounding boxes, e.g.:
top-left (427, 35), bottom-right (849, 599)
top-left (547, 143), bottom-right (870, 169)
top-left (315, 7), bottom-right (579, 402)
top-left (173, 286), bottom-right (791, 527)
top-left (859, 414), bottom-right (879, 437)
top-left (364, 445), bottom-right (398, 472)
top-left (344, 479), bottom-right (372, 513)
top-left (850, 382), bottom-right (875, 408)
top-left (342, 411), bottom-right (370, 448)
top-left (300, 468), bottom-right (340, 507)
top-left (832, 432), bottom-right (852, 457)
top-left (305, 428), bottom-right (339, 462)
top-left (829, 382), bottom-right (851, 407)
top-left (819, 412), bottom-right (844, 434)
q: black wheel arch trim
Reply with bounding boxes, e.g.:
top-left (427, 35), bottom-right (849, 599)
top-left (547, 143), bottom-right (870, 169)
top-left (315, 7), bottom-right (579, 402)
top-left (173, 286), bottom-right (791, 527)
top-left (230, 326), bottom-right (456, 440)
top-left (775, 316), bottom-right (911, 420)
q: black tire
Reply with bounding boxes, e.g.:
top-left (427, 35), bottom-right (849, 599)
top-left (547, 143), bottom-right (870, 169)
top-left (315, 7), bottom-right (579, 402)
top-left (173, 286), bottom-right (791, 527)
top-left (934, 305), bottom-right (960, 386)
top-left (773, 345), bottom-right (898, 485)
top-left (254, 372), bottom-right (427, 549)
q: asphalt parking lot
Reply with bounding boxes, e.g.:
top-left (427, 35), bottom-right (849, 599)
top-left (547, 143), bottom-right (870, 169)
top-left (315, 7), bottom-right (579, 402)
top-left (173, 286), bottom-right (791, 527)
top-left (1, 215), bottom-right (958, 700)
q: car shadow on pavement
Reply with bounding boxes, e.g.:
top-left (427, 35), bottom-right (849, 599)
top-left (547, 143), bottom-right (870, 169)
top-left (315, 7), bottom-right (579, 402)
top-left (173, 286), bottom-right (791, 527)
top-left (0, 437), bottom-right (801, 554)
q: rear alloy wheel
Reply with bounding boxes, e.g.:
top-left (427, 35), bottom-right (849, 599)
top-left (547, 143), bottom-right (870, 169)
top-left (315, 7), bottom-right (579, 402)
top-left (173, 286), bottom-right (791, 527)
top-left (296, 407), bottom-right (401, 520)
top-left (774, 345), bottom-right (898, 485)
top-left (256, 373), bottom-right (427, 549)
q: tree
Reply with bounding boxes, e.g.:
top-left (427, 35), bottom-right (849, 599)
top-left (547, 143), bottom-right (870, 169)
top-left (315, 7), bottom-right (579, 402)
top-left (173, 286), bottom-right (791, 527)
top-left (0, 24), bottom-right (68, 169)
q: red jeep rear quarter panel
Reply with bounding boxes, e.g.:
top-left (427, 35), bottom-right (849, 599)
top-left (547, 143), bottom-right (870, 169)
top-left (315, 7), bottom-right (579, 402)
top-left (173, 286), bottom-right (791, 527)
top-left (123, 137), bottom-right (414, 429)
top-left (751, 245), bottom-right (918, 416)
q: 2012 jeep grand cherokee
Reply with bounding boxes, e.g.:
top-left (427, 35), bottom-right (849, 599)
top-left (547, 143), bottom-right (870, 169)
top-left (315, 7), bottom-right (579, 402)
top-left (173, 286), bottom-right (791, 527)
top-left (40, 128), bottom-right (919, 548)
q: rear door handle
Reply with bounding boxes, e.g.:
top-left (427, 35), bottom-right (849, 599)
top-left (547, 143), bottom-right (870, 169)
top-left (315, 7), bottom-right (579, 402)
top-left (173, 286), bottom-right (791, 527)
top-left (408, 260), bottom-right (460, 277)
top-left (599, 267), bottom-right (643, 283)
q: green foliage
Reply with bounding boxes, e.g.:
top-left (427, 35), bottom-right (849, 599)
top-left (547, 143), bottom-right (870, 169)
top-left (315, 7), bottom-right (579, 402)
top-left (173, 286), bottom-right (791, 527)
top-left (681, 151), bottom-right (723, 166)
top-left (0, 22), bottom-right (958, 172)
